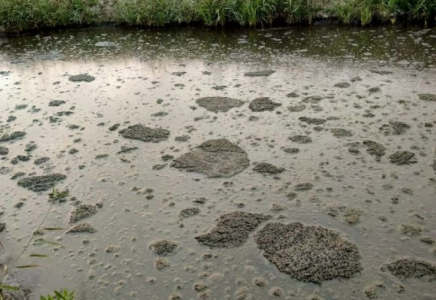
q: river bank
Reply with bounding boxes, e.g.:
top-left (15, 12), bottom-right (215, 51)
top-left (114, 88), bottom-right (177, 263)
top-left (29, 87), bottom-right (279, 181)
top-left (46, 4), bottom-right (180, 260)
top-left (0, 0), bottom-right (435, 34)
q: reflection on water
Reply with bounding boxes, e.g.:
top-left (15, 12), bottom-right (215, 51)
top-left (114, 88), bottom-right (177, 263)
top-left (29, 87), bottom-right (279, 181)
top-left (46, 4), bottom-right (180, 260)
top-left (1, 26), bottom-right (436, 68)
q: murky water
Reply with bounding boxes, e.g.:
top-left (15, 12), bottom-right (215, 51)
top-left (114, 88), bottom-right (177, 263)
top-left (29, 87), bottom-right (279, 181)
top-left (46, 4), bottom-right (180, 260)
top-left (1, 25), bottom-right (436, 300)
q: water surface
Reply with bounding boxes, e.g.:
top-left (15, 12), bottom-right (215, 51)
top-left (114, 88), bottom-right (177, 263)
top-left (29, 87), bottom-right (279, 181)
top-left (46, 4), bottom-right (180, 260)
top-left (0, 25), bottom-right (436, 300)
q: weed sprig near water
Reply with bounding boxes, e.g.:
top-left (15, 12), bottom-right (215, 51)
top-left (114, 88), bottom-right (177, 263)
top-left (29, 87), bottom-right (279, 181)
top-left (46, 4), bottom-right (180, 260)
top-left (0, 0), bottom-right (434, 33)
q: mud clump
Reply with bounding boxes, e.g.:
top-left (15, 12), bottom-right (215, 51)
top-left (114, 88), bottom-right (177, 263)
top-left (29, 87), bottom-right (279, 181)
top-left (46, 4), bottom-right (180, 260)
top-left (290, 135), bottom-right (312, 144)
top-left (418, 94), bottom-right (436, 101)
top-left (382, 258), bottom-right (436, 281)
top-left (288, 104), bottom-right (306, 112)
top-left (152, 111), bottom-right (168, 117)
top-left (119, 124), bottom-right (170, 143)
top-left (162, 154), bottom-right (174, 161)
top-left (195, 212), bottom-right (271, 248)
top-left (294, 182), bottom-right (313, 191)
top-left (66, 223), bottom-right (97, 234)
top-left (370, 70), bottom-right (393, 75)
top-left (117, 146), bottom-right (137, 154)
top-left (17, 174), bottom-right (67, 192)
top-left (196, 97), bottom-right (244, 113)
top-left (334, 82), bottom-right (350, 88)
top-left (299, 117), bottom-right (326, 125)
top-left (363, 140), bottom-right (386, 160)
top-left (253, 163), bottom-right (284, 174)
top-left (364, 282), bottom-right (386, 299)
top-left (171, 139), bottom-right (249, 178)
top-left (326, 204), bottom-right (362, 224)
top-left (149, 240), bottom-right (178, 256)
top-left (69, 204), bottom-right (98, 223)
top-left (287, 92), bottom-right (299, 98)
top-left (331, 128), bottom-right (353, 137)
top-left (283, 147), bottom-right (300, 154)
top-left (49, 100), bottom-right (66, 107)
top-left (154, 258), bottom-right (170, 270)
top-left (389, 151), bottom-right (417, 165)
top-left (400, 224), bottom-right (422, 236)
top-left (152, 163), bottom-right (166, 170)
top-left (249, 97), bottom-right (281, 112)
top-left (244, 70), bottom-right (275, 77)
top-left (34, 157), bottom-right (50, 165)
top-left (0, 131), bottom-right (26, 142)
top-left (380, 121), bottom-right (410, 135)
top-left (69, 74), bottom-right (95, 82)
top-left (368, 87), bottom-right (381, 94)
top-left (108, 124), bottom-right (120, 131)
top-left (420, 237), bottom-right (435, 244)
top-left (0, 146), bottom-right (8, 155)
top-left (175, 135), bottom-right (190, 142)
top-left (179, 207), bottom-right (200, 218)
top-left (255, 222), bottom-right (362, 283)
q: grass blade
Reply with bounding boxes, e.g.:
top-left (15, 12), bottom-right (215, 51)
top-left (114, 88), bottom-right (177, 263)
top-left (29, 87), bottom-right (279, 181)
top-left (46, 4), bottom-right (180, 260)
top-left (16, 265), bottom-right (39, 269)
top-left (30, 254), bottom-right (49, 258)
top-left (1, 285), bottom-right (20, 291)
top-left (33, 239), bottom-right (63, 247)
top-left (54, 291), bottom-right (66, 300)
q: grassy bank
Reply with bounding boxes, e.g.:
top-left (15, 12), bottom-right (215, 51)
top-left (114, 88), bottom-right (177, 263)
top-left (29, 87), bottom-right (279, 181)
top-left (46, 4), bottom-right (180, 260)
top-left (0, 0), bottom-right (434, 33)
top-left (0, 0), bottom-right (102, 33)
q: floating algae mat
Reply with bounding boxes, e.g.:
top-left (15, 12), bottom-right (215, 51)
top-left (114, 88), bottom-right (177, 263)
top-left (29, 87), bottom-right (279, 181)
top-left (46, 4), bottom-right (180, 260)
top-left (0, 26), bottom-right (436, 300)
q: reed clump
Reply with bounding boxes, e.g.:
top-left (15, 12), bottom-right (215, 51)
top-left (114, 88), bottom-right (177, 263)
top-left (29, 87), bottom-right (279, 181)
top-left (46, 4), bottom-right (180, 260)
top-left (0, 0), bottom-right (434, 33)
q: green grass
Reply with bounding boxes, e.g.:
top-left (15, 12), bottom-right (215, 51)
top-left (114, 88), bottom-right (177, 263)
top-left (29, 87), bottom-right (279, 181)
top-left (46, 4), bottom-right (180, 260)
top-left (40, 289), bottom-right (74, 300)
top-left (330, 0), bottom-right (436, 25)
top-left (0, 0), bottom-right (101, 33)
top-left (0, 0), bottom-right (434, 33)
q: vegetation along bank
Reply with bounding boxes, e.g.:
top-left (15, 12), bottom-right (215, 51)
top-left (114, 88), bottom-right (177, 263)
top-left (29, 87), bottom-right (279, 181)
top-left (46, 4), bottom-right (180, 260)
top-left (0, 0), bottom-right (435, 34)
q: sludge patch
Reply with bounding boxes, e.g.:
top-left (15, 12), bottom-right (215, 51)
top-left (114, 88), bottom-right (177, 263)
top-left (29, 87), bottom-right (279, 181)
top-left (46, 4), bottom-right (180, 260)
top-left (149, 240), bottom-right (179, 256)
top-left (418, 94), bottom-right (436, 102)
top-left (379, 121), bottom-right (410, 135)
top-left (195, 212), bottom-right (271, 248)
top-left (17, 174), bottom-right (67, 192)
top-left (255, 222), bottom-right (362, 283)
top-left (249, 97), bottom-right (281, 112)
top-left (119, 124), bottom-right (170, 143)
top-left (389, 151), bottom-right (417, 165)
top-left (244, 70), bottom-right (275, 77)
top-left (253, 163), bottom-right (284, 174)
top-left (196, 97), bottom-right (244, 113)
top-left (171, 139), bottom-right (249, 178)
top-left (69, 204), bottom-right (98, 223)
top-left (382, 258), bottom-right (436, 281)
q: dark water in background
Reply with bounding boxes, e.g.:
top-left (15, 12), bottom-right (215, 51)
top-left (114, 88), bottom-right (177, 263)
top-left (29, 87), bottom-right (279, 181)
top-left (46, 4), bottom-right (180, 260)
top-left (1, 26), bottom-right (435, 67)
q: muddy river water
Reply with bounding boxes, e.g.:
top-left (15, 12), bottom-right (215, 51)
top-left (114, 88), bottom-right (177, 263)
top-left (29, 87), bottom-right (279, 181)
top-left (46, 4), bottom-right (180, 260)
top-left (0, 26), bottom-right (436, 300)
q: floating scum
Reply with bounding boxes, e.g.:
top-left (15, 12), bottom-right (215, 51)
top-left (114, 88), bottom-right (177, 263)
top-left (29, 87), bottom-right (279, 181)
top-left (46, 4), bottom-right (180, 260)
top-left (171, 139), bottom-right (250, 178)
top-left (195, 211), bottom-right (363, 284)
